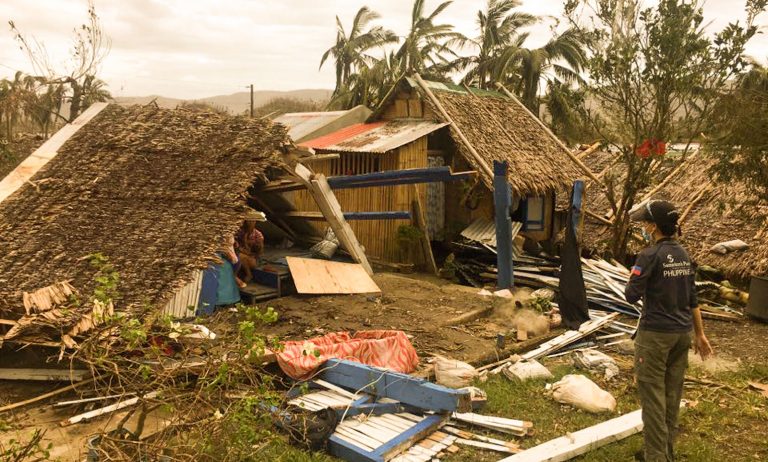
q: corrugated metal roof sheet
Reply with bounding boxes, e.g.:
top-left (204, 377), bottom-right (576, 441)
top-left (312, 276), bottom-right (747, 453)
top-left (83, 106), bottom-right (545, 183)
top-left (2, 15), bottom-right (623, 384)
top-left (300, 120), bottom-right (449, 153)
top-left (460, 218), bottom-right (523, 248)
top-left (274, 111), bottom-right (349, 142)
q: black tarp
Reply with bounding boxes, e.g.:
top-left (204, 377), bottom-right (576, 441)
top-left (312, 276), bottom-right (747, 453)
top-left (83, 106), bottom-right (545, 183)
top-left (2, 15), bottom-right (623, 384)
top-left (558, 184), bottom-right (590, 329)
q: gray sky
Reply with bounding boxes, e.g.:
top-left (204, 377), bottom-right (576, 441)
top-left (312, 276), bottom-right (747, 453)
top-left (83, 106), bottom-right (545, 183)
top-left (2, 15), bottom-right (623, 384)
top-left (1, 0), bottom-right (766, 99)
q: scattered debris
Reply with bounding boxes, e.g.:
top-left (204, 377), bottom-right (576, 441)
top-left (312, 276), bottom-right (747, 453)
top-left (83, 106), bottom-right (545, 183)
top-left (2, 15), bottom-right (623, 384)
top-left (450, 411), bottom-right (533, 437)
top-left (573, 350), bottom-right (620, 380)
top-left (551, 374), bottom-right (616, 413)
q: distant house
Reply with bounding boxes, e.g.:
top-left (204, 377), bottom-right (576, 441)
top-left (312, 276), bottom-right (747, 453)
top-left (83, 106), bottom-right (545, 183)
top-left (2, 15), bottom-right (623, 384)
top-left (282, 77), bottom-right (582, 265)
top-left (0, 103), bottom-right (288, 346)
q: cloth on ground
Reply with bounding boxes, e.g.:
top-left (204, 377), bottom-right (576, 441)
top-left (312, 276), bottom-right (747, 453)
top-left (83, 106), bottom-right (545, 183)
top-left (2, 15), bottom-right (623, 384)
top-left (277, 330), bottom-right (419, 380)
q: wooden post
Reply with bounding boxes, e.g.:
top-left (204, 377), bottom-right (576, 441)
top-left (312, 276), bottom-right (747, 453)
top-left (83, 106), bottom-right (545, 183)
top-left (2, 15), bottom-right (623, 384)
top-left (411, 184), bottom-right (439, 275)
top-left (493, 82), bottom-right (604, 188)
top-left (494, 160), bottom-right (514, 289)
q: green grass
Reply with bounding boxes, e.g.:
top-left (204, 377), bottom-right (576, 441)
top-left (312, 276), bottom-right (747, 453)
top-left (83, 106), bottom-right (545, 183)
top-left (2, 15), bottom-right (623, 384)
top-left (224, 360), bottom-right (768, 461)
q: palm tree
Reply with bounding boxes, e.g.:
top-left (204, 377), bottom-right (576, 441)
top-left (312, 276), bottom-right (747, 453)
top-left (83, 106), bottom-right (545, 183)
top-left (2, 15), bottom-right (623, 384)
top-left (494, 27), bottom-right (587, 112)
top-left (320, 7), bottom-right (397, 96)
top-left (329, 51), bottom-right (402, 109)
top-left (0, 71), bottom-right (28, 140)
top-left (396, 0), bottom-right (466, 78)
top-left (456, 0), bottom-right (536, 89)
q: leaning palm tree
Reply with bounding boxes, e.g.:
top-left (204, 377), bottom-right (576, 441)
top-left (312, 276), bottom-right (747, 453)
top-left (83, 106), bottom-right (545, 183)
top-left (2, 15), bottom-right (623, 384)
top-left (320, 6), bottom-right (398, 97)
top-left (493, 27), bottom-right (587, 113)
top-left (396, 0), bottom-right (466, 78)
top-left (455, 0), bottom-right (537, 89)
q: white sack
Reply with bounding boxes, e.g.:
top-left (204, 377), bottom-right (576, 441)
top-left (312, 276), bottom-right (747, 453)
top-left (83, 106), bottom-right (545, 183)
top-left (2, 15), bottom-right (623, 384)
top-left (434, 355), bottom-right (478, 388)
top-left (504, 359), bottom-right (553, 381)
top-left (552, 374), bottom-right (616, 413)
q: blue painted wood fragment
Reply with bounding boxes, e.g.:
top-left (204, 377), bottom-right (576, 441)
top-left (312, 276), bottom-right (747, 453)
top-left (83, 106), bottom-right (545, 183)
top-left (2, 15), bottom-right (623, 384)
top-left (327, 414), bottom-right (445, 462)
top-left (494, 160), bottom-right (514, 288)
top-left (319, 359), bottom-right (472, 412)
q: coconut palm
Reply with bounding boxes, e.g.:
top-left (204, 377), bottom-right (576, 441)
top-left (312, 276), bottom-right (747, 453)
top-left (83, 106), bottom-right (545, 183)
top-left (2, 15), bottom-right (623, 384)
top-left (494, 27), bottom-right (587, 112)
top-left (396, 0), bottom-right (466, 78)
top-left (455, 0), bottom-right (537, 89)
top-left (320, 7), bottom-right (398, 96)
top-left (329, 51), bottom-right (402, 110)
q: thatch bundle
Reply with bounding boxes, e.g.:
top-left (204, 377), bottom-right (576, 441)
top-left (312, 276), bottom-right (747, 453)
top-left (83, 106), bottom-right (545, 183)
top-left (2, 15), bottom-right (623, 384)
top-left (0, 104), bottom-right (288, 342)
top-left (581, 150), bottom-right (768, 279)
top-left (425, 89), bottom-right (581, 196)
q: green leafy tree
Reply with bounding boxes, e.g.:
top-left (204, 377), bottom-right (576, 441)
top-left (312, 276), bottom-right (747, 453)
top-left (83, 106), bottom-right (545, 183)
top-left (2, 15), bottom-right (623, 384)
top-left (708, 60), bottom-right (768, 200)
top-left (319, 6), bottom-right (397, 98)
top-left (565, 0), bottom-right (766, 258)
top-left (252, 97), bottom-right (323, 119)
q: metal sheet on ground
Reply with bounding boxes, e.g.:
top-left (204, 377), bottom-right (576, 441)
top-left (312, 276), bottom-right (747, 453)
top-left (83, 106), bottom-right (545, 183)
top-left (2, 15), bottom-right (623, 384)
top-left (286, 257), bottom-right (381, 294)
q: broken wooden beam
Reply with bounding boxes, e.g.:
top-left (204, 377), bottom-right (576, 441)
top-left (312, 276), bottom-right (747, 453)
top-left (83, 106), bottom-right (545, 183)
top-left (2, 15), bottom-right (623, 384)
top-left (319, 359), bottom-right (472, 413)
top-left (0, 368), bottom-right (89, 382)
top-left (279, 211), bottom-right (411, 221)
top-left (0, 378), bottom-right (96, 414)
top-left (293, 164), bottom-right (373, 275)
top-left (62, 391), bottom-right (160, 426)
top-left (411, 184), bottom-right (438, 275)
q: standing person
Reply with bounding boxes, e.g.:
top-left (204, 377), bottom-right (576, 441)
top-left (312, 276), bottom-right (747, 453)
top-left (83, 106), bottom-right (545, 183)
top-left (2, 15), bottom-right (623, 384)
top-left (236, 209), bottom-right (265, 284)
top-left (625, 199), bottom-right (713, 462)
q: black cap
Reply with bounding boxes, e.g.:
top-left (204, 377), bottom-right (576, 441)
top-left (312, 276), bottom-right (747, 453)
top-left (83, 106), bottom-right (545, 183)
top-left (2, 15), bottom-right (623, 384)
top-left (630, 199), bottom-right (680, 228)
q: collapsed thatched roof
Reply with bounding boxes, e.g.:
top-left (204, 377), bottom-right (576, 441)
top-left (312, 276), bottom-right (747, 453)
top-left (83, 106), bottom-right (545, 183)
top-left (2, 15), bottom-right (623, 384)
top-left (582, 150), bottom-right (768, 279)
top-left (0, 104), bottom-right (287, 342)
top-left (421, 85), bottom-right (581, 196)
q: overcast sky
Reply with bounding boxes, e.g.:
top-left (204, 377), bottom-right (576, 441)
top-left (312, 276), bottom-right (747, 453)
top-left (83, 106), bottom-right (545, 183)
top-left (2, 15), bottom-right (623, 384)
top-left (1, 0), bottom-right (766, 99)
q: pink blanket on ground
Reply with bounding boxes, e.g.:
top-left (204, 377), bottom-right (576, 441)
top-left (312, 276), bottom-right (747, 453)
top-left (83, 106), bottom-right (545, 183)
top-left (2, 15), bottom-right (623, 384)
top-left (276, 330), bottom-right (419, 380)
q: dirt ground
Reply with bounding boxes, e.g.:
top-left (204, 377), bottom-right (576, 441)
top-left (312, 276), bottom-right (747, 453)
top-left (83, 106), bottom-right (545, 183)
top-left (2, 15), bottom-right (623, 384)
top-left (2, 271), bottom-right (767, 461)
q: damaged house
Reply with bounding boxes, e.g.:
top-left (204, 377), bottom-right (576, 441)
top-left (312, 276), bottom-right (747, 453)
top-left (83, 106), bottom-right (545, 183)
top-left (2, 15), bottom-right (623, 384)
top-left (0, 103), bottom-right (289, 348)
top-left (274, 77), bottom-right (584, 266)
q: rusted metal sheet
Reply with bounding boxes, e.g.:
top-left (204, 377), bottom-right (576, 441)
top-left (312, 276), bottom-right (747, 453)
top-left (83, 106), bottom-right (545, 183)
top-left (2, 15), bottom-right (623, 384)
top-left (300, 120), bottom-right (449, 153)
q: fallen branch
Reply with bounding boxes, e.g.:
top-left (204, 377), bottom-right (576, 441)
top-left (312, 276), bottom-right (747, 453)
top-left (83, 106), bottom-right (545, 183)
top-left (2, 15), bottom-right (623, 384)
top-left (0, 377), bottom-right (95, 414)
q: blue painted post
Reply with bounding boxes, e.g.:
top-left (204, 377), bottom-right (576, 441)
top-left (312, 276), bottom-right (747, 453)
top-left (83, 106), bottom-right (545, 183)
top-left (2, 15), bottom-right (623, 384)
top-left (493, 160), bottom-right (514, 289)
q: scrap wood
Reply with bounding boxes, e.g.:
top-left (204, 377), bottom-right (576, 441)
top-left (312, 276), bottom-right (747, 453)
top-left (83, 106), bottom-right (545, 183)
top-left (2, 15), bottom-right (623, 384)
top-left (451, 412), bottom-right (533, 437)
top-left (747, 381), bottom-right (768, 398)
top-left (498, 403), bottom-right (688, 462)
top-left (22, 281), bottom-right (78, 314)
top-left (0, 377), bottom-right (96, 414)
top-left (443, 425), bottom-right (520, 452)
top-left (62, 391), bottom-right (160, 426)
top-left (442, 305), bottom-right (495, 327)
top-left (475, 330), bottom-right (563, 372)
top-left (286, 256), bottom-right (380, 295)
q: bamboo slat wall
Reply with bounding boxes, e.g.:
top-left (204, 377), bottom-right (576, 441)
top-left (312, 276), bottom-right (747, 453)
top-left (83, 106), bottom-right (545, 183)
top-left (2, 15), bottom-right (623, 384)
top-left (293, 138), bottom-right (428, 264)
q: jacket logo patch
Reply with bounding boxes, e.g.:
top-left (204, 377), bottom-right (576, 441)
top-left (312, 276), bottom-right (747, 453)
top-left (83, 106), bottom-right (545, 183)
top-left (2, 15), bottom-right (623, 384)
top-left (631, 266), bottom-right (642, 276)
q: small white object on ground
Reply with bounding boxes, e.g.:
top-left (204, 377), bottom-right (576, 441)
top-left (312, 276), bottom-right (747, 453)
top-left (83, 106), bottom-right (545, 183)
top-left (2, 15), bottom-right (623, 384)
top-left (551, 374), bottom-right (616, 413)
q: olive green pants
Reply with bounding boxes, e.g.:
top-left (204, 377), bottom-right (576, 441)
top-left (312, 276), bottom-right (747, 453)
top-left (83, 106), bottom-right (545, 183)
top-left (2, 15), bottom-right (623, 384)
top-left (634, 329), bottom-right (691, 462)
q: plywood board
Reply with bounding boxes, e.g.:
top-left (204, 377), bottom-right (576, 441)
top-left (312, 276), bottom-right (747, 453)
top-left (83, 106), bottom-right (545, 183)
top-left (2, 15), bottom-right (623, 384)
top-left (286, 257), bottom-right (380, 295)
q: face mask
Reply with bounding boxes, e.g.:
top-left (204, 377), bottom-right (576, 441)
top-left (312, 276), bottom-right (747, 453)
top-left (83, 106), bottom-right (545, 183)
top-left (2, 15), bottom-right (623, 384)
top-left (641, 228), bottom-right (651, 243)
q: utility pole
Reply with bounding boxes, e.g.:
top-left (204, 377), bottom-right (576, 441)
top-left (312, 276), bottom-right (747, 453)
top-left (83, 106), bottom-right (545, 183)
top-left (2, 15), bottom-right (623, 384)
top-left (249, 84), bottom-right (254, 117)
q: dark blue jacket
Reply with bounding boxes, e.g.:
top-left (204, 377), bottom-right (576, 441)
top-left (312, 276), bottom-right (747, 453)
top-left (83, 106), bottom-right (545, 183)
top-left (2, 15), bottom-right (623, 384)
top-left (625, 238), bottom-right (697, 333)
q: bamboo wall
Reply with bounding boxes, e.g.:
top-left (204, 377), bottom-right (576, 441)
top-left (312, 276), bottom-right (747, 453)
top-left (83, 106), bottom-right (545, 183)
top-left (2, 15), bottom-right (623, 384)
top-left (293, 138), bottom-right (428, 264)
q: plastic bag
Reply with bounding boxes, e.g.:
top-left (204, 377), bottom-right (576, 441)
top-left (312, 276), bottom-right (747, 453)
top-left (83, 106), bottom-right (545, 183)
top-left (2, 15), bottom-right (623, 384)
top-left (573, 350), bottom-right (620, 380)
top-left (433, 355), bottom-right (478, 388)
top-left (310, 228), bottom-right (339, 259)
top-left (552, 374), bottom-right (616, 413)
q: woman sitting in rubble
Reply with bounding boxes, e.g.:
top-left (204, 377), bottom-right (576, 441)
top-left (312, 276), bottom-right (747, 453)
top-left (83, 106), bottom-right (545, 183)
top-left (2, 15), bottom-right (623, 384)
top-left (235, 209), bottom-right (265, 285)
top-left (215, 235), bottom-right (242, 306)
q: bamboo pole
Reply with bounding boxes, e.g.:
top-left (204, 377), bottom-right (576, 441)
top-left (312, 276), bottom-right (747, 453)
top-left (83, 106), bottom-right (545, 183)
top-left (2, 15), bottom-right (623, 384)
top-left (639, 150), bottom-right (698, 203)
top-left (0, 378), bottom-right (96, 414)
top-left (679, 184), bottom-right (711, 224)
top-left (493, 82), bottom-right (605, 187)
top-left (412, 73), bottom-right (494, 180)
top-left (576, 141), bottom-right (602, 160)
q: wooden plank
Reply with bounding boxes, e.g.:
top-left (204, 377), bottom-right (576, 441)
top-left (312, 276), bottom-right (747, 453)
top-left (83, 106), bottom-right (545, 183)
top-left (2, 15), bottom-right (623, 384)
top-left (294, 164), bottom-right (373, 275)
top-left (498, 406), bottom-right (684, 462)
top-left (0, 102), bottom-right (109, 205)
top-left (286, 257), bottom-right (380, 295)
top-left (0, 368), bottom-right (89, 381)
top-left (320, 359), bottom-right (472, 413)
top-left (410, 184), bottom-right (438, 275)
top-left (376, 414), bottom-right (445, 461)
